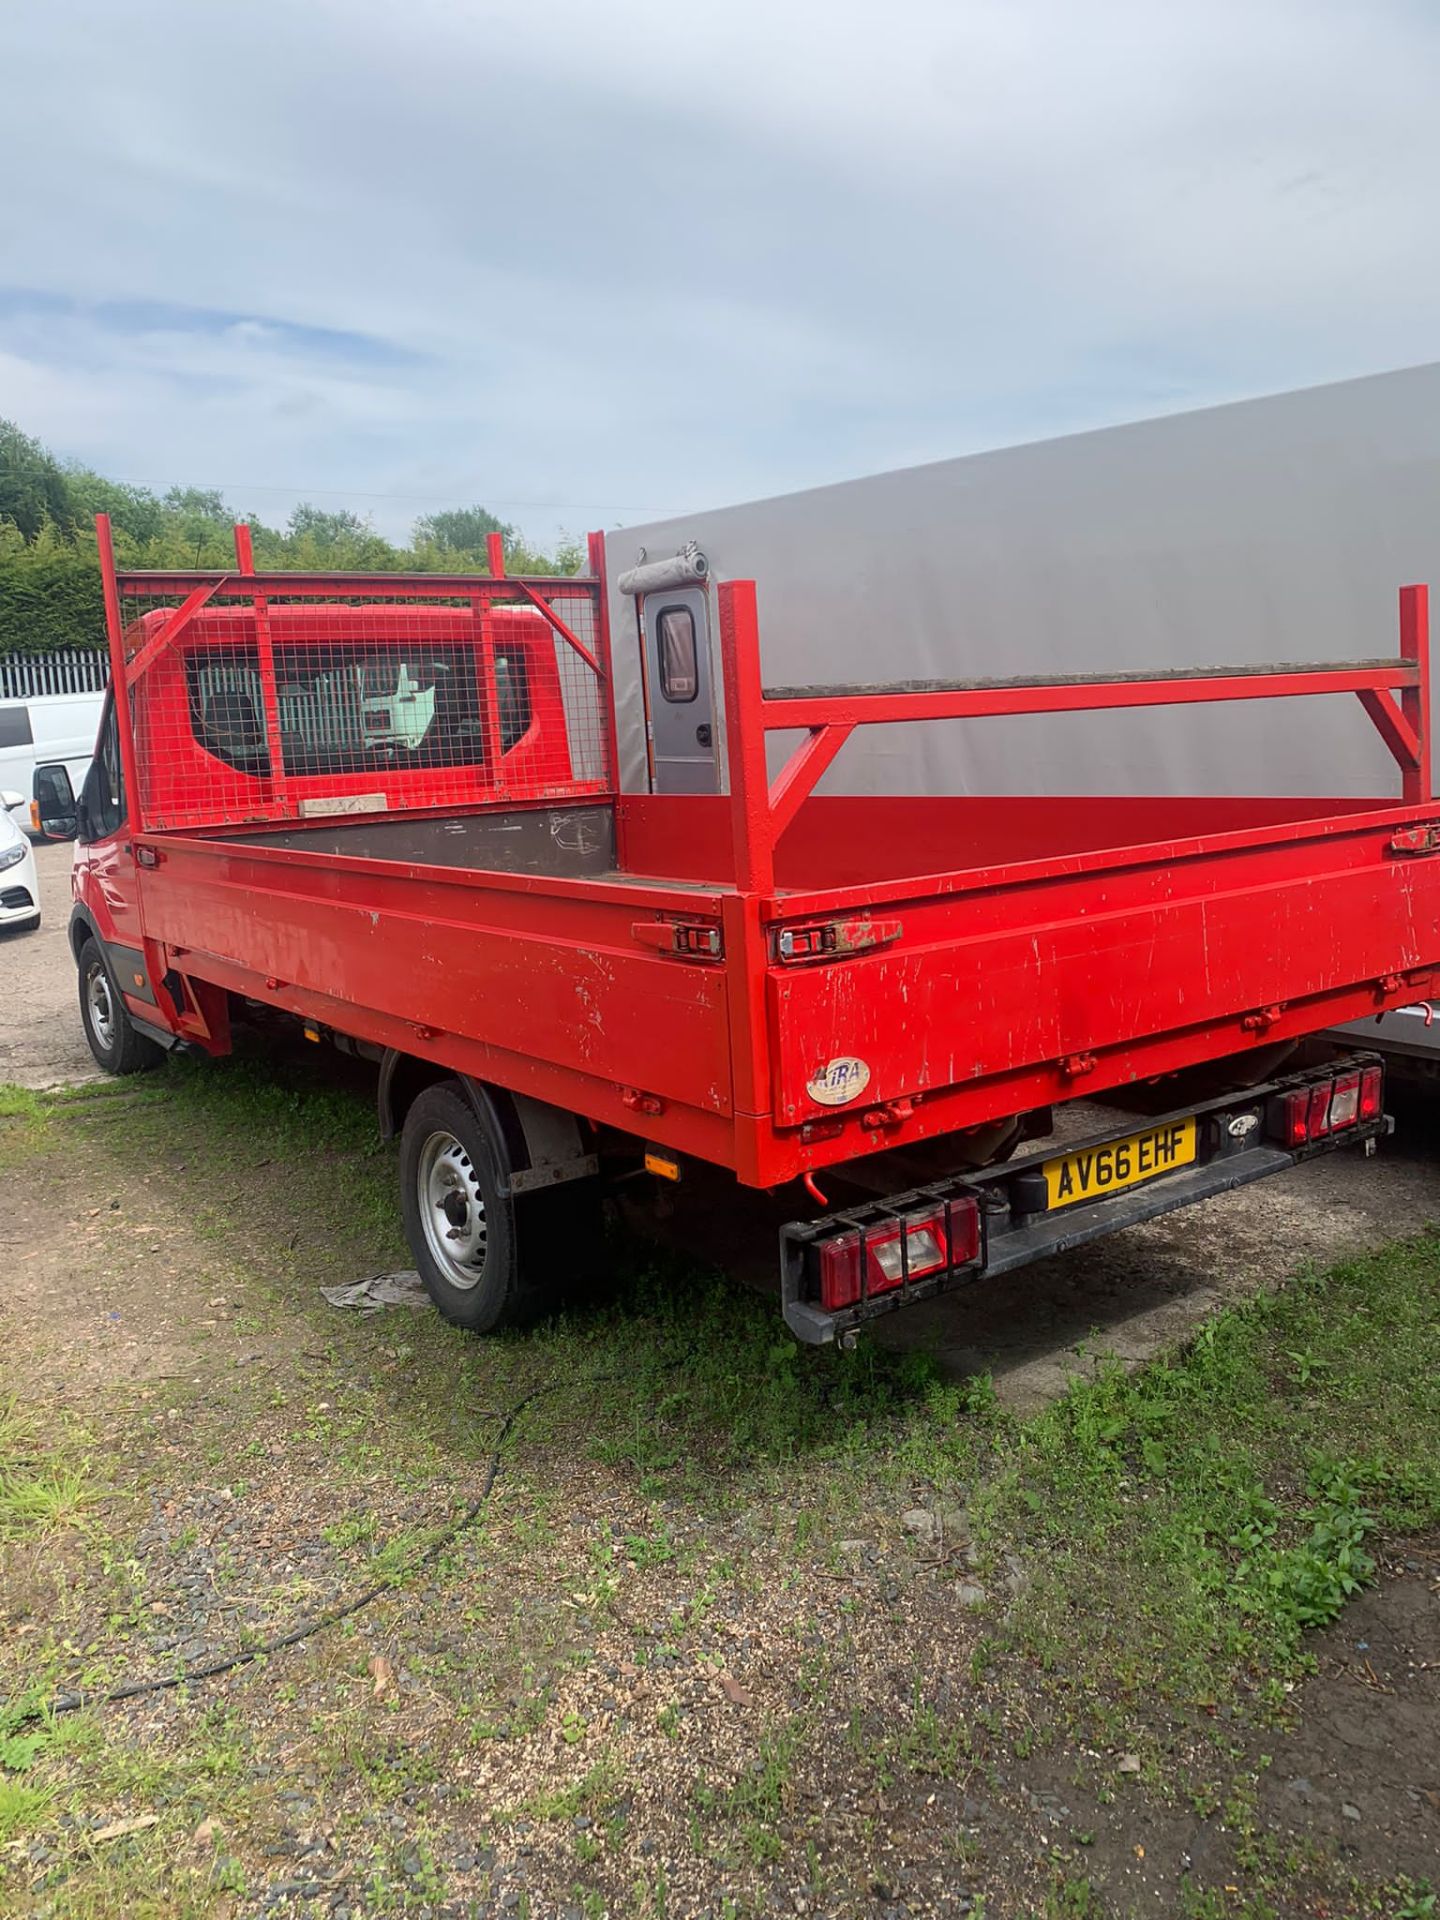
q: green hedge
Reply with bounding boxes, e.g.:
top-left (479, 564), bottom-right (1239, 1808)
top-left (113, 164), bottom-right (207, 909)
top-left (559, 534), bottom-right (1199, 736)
top-left (0, 524), bottom-right (106, 657)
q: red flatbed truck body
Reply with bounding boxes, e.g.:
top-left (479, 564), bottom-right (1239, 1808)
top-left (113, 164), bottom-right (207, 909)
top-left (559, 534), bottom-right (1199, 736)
top-left (57, 514), bottom-right (1435, 1340)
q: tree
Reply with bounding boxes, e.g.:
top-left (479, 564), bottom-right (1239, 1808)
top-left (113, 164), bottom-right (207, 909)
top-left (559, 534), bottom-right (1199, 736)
top-left (162, 485), bottom-right (229, 522)
top-left (155, 486), bottom-right (241, 566)
top-left (0, 419), bottom-right (75, 540)
top-left (64, 467), bottom-right (166, 545)
top-left (0, 421), bottom-right (578, 655)
top-left (412, 505), bottom-right (515, 555)
top-left (288, 502), bottom-right (371, 545)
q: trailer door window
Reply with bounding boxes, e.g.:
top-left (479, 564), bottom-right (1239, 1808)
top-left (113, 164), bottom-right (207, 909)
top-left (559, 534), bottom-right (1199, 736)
top-left (655, 606), bottom-right (699, 703)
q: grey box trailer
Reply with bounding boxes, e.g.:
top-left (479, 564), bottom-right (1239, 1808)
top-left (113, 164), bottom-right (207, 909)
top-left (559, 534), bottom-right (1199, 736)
top-left (601, 360), bottom-right (1440, 1074)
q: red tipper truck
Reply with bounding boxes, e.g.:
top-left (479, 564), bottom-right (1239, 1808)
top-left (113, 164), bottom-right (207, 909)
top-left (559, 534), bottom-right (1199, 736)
top-left (36, 504), bottom-right (1436, 1345)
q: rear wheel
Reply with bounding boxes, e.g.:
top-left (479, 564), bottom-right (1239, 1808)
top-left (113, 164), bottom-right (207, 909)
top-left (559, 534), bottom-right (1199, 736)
top-left (400, 1082), bottom-right (589, 1333)
top-left (77, 937), bottom-right (163, 1075)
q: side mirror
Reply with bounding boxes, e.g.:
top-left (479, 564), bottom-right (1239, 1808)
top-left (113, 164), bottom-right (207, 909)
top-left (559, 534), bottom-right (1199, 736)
top-left (0, 789), bottom-right (23, 812)
top-left (33, 764), bottom-right (78, 841)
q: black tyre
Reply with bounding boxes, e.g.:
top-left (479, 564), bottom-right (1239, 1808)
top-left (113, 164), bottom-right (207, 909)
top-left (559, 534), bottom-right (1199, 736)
top-left (399, 1082), bottom-right (603, 1332)
top-left (77, 937), bottom-right (163, 1075)
top-left (399, 1082), bottom-right (569, 1333)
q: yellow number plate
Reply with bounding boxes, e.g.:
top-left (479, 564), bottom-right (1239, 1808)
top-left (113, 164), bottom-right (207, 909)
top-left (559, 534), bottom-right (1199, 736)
top-left (1043, 1117), bottom-right (1198, 1210)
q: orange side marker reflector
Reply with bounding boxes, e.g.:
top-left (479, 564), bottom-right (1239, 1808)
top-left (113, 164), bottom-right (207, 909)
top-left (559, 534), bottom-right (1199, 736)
top-left (644, 1151), bottom-right (680, 1182)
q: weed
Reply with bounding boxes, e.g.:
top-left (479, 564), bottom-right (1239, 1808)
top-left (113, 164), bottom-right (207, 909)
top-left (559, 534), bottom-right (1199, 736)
top-left (0, 1776), bottom-right (53, 1844)
top-left (323, 1510), bottom-right (379, 1551)
top-left (0, 1458), bottom-right (97, 1538)
top-left (1045, 1876), bottom-right (1100, 1917)
top-left (504, 1757), bottom-right (623, 1825)
top-left (1232, 1461), bottom-right (1377, 1631)
top-left (1285, 1348), bottom-right (1329, 1387)
top-left (622, 1523), bottom-right (678, 1567)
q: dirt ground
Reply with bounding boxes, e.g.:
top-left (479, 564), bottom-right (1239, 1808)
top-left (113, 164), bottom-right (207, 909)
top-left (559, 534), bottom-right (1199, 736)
top-left (0, 1075), bottom-right (1436, 1919)
top-left (1, 858), bottom-right (1438, 1917)
top-left (0, 840), bottom-right (98, 1091)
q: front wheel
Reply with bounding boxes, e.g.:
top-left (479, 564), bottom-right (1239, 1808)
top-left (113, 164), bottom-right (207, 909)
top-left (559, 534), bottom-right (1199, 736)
top-left (77, 938), bottom-right (163, 1075)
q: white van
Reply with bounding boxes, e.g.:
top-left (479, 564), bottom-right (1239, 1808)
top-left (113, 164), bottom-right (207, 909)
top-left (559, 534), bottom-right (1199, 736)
top-left (1, 690), bottom-right (107, 834)
top-left (0, 650), bottom-right (110, 834)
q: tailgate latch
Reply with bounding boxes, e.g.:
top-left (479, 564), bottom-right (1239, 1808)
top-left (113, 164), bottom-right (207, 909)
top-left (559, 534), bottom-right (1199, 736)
top-left (1388, 823), bottom-right (1440, 855)
top-left (631, 919), bottom-right (724, 958)
top-left (775, 917), bottom-right (903, 963)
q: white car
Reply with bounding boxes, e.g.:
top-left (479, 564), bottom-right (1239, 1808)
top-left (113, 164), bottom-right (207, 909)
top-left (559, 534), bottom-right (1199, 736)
top-left (0, 791), bottom-right (40, 931)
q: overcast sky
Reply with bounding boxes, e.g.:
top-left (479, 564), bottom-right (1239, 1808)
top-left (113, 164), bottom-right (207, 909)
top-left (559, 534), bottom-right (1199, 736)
top-left (3, 0), bottom-right (1438, 545)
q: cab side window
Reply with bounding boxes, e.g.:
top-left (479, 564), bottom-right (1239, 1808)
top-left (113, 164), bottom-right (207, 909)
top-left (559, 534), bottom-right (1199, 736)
top-left (80, 696), bottom-right (125, 842)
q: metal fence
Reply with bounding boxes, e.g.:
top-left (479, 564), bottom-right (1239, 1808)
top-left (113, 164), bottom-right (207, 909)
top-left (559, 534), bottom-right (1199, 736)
top-left (0, 649), bottom-right (110, 700)
top-left (102, 526), bottom-right (615, 835)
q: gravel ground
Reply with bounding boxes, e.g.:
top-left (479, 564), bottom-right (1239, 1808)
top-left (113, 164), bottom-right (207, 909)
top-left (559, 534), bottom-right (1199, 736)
top-left (2, 846), bottom-right (1438, 1916)
top-left (0, 839), bottom-right (98, 1091)
top-left (654, 1102), bottom-right (1440, 1411)
top-left (1, 1103), bottom-right (1436, 1919)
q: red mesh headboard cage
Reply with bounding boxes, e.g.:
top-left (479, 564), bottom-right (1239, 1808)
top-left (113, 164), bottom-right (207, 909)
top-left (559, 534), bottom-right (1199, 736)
top-left (98, 519), bottom-right (616, 835)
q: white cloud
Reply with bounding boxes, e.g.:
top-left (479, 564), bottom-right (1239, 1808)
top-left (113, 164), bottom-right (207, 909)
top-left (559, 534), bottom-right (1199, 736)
top-left (1, 0), bottom-right (1437, 543)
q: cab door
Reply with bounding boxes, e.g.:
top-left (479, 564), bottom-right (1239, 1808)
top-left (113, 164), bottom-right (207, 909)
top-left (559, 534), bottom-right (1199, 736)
top-left (74, 693), bottom-right (148, 1001)
top-left (640, 588), bottom-right (720, 793)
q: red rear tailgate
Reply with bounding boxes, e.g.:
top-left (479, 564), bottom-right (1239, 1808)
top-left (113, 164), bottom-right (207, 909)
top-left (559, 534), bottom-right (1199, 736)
top-left (767, 811), bottom-right (1440, 1127)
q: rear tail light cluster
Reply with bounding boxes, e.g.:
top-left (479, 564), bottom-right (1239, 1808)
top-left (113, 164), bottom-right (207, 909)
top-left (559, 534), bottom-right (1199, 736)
top-left (815, 1195), bottom-right (981, 1312)
top-left (1268, 1064), bottom-right (1382, 1148)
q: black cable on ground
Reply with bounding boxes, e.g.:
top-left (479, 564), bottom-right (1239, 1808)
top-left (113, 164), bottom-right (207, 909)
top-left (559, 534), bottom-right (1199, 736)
top-left (26, 1381), bottom-right (556, 1724)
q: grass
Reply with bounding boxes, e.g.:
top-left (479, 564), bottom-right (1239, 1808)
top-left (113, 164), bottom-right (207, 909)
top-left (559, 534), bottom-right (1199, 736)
top-left (39, 1044), bottom-right (997, 1500)
top-left (976, 1236), bottom-right (1440, 1710)
top-left (0, 1460), bottom-right (98, 1540)
top-left (1, 1049), bottom-right (1438, 1916)
top-left (0, 1775), bottom-right (54, 1844)
top-left (502, 1755), bottom-right (625, 1825)
top-left (12, 1054), bottom-right (1440, 1664)
top-left (694, 1713), bottom-right (806, 1865)
top-left (0, 1400), bottom-right (100, 1541)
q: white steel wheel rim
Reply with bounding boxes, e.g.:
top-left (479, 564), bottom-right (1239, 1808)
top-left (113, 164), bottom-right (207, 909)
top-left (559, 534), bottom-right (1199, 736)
top-left (417, 1131), bottom-right (488, 1291)
top-left (86, 966), bottom-right (116, 1051)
